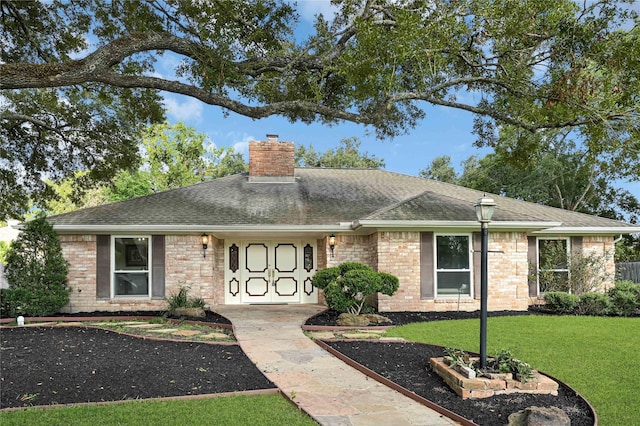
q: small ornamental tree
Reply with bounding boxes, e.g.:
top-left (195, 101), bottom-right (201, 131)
top-left (4, 216), bottom-right (70, 316)
top-left (311, 262), bottom-right (399, 315)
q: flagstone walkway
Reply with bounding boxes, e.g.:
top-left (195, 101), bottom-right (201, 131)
top-left (215, 304), bottom-right (459, 426)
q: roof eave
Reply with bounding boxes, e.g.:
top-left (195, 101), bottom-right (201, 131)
top-left (51, 224), bottom-right (352, 239)
top-left (351, 220), bottom-right (562, 231)
top-left (531, 226), bottom-right (640, 236)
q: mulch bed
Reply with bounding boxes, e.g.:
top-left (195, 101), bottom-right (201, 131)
top-left (1, 309), bottom-right (594, 425)
top-left (0, 326), bottom-right (274, 409)
top-left (323, 340), bottom-right (593, 426)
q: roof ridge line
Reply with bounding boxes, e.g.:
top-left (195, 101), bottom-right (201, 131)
top-left (362, 189), bottom-right (436, 220)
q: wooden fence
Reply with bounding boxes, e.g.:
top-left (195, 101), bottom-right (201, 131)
top-left (616, 261), bottom-right (640, 283)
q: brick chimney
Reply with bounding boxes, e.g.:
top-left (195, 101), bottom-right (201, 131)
top-left (248, 134), bottom-right (295, 182)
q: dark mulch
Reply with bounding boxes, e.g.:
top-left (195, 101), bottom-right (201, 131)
top-left (304, 308), bottom-right (538, 327)
top-left (0, 326), bottom-right (274, 409)
top-left (324, 341), bottom-right (593, 426)
top-left (1, 309), bottom-right (594, 426)
top-left (45, 310), bottom-right (232, 325)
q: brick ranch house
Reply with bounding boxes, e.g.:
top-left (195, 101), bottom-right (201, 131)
top-left (48, 135), bottom-right (640, 313)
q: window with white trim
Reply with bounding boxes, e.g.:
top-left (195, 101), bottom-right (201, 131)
top-left (113, 236), bottom-right (151, 296)
top-left (537, 238), bottom-right (569, 293)
top-left (435, 234), bottom-right (472, 297)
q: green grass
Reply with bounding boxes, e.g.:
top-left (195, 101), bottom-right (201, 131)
top-left (0, 393), bottom-right (316, 426)
top-left (385, 315), bottom-right (640, 426)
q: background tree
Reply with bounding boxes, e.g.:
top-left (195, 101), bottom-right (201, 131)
top-left (2, 0), bottom-right (638, 220)
top-left (44, 171), bottom-right (110, 214)
top-left (419, 132), bottom-right (640, 261)
top-left (418, 155), bottom-right (459, 183)
top-left (295, 137), bottom-right (385, 169)
top-left (2, 216), bottom-right (70, 316)
top-left (42, 122), bottom-right (247, 210)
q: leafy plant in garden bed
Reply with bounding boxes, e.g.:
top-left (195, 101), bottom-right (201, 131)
top-left (543, 280), bottom-right (640, 317)
top-left (311, 262), bottom-right (399, 315)
top-left (164, 284), bottom-right (206, 317)
top-left (443, 347), bottom-right (534, 383)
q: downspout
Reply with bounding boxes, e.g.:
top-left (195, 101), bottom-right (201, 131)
top-left (614, 234), bottom-right (624, 244)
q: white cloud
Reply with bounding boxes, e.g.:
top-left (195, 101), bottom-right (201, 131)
top-left (164, 96), bottom-right (203, 122)
top-left (296, 0), bottom-right (338, 22)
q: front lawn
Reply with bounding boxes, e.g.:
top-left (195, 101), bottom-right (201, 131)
top-left (385, 315), bottom-right (640, 426)
top-left (0, 393), bottom-right (316, 426)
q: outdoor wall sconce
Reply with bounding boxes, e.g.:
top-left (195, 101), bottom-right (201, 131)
top-left (328, 234), bottom-right (336, 258)
top-left (201, 234), bottom-right (209, 258)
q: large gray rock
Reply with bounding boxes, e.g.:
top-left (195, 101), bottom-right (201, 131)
top-left (336, 313), bottom-right (371, 326)
top-left (174, 307), bottom-right (206, 318)
top-left (508, 406), bottom-right (571, 426)
top-left (362, 313), bottom-right (393, 324)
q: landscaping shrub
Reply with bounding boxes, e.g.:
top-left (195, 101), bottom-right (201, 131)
top-left (164, 284), bottom-right (206, 315)
top-left (3, 217), bottom-right (70, 317)
top-left (543, 291), bottom-right (578, 314)
top-left (311, 262), bottom-right (399, 315)
top-left (608, 281), bottom-right (640, 317)
top-left (576, 292), bottom-right (611, 316)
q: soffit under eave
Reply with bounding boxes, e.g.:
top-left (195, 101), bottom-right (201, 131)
top-left (350, 220), bottom-right (562, 233)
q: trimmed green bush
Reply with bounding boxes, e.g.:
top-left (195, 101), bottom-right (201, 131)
top-left (309, 267), bottom-right (340, 290)
top-left (576, 292), bottom-right (611, 316)
top-left (311, 262), bottom-right (400, 315)
top-left (543, 291), bottom-right (578, 314)
top-left (3, 217), bottom-right (70, 316)
top-left (608, 281), bottom-right (639, 317)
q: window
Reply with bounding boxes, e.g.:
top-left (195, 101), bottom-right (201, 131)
top-left (435, 235), bottom-right (472, 297)
top-left (113, 237), bottom-right (150, 296)
top-left (537, 238), bottom-right (569, 293)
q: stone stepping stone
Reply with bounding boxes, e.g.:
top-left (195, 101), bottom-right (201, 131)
top-left (353, 329), bottom-right (385, 335)
top-left (147, 328), bottom-right (180, 334)
top-left (379, 337), bottom-right (406, 342)
top-left (341, 332), bottom-right (380, 339)
top-left (124, 323), bottom-right (165, 329)
top-left (307, 331), bottom-right (337, 340)
top-left (201, 332), bottom-right (231, 340)
top-left (171, 329), bottom-right (202, 337)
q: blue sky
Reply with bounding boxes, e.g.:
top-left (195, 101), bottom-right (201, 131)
top-left (159, 1), bottom-right (639, 202)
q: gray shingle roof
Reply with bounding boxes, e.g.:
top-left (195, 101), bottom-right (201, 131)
top-left (48, 168), bottom-right (635, 232)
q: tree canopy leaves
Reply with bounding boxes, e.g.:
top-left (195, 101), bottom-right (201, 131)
top-left (295, 137), bottom-right (385, 169)
top-left (1, 0), bottom-right (638, 220)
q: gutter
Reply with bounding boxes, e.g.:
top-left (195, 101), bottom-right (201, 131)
top-left (351, 220), bottom-right (562, 231)
top-left (50, 224), bottom-right (352, 238)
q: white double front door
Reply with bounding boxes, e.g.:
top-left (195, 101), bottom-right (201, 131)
top-left (224, 240), bottom-right (317, 304)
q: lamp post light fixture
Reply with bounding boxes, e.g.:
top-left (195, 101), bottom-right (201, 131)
top-left (201, 234), bottom-right (209, 258)
top-left (328, 234), bottom-right (336, 258)
top-left (474, 195), bottom-right (496, 369)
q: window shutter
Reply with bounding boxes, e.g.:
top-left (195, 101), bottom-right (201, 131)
top-left (571, 236), bottom-right (583, 254)
top-left (420, 232), bottom-right (434, 299)
top-left (527, 236), bottom-right (538, 297)
top-left (473, 232), bottom-right (481, 299)
top-left (96, 235), bottom-right (110, 299)
top-left (151, 235), bottom-right (165, 299)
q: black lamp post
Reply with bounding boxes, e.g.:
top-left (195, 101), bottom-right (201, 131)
top-left (475, 195), bottom-right (496, 369)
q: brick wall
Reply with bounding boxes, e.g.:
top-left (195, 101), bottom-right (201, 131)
top-left (326, 234), bottom-right (377, 268)
top-left (582, 235), bottom-right (615, 291)
top-left (248, 137), bottom-right (295, 178)
top-left (60, 234), bottom-right (222, 313)
top-left (375, 231), bottom-right (531, 312)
